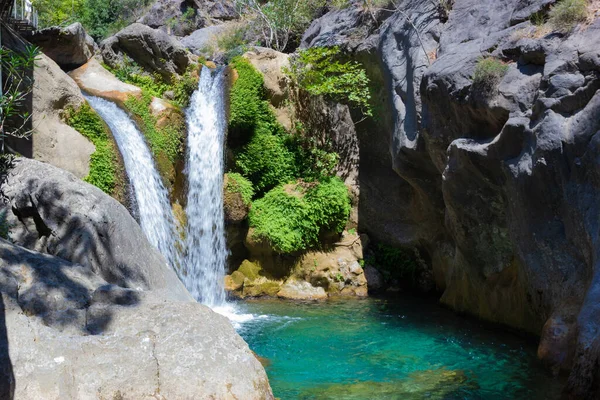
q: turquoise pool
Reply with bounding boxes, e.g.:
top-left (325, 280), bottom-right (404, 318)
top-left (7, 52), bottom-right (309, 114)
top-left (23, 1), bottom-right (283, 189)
top-left (235, 296), bottom-right (563, 400)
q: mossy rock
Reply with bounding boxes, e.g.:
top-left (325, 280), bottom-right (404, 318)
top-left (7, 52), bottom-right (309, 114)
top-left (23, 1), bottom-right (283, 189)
top-left (238, 260), bottom-right (262, 281)
top-left (231, 270), bottom-right (245, 286)
top-left (224, 173), bottom-right (252, 223)
top-left (243, 280), bottom-right (281, 297)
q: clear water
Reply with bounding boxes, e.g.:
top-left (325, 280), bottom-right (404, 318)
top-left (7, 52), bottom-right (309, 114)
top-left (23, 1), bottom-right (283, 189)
top-left (183, 67), bottom-right (228, 306)
top-left (236, 297), bottom-right (563, 400)
top-left (85, 95), bottom-right (181, 268)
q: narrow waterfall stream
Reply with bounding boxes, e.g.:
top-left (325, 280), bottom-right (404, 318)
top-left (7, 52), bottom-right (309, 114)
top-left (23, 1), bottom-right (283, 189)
top-left (182, 66), bottom-right (228, 307)
top-left (85, 95), bottom-right (181, 269)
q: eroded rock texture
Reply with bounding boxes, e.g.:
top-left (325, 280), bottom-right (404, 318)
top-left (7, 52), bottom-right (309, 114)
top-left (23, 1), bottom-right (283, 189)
top-left (303, 0), bottom-right (600, 397)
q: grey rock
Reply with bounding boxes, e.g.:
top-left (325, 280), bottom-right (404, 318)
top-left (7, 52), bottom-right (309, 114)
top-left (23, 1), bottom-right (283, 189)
top-left (0, 158), bottom-right (190, 302)
top-left (100, 23), bottom-right (192, 80)
top-left (27, 22), bottom-right (97, 70)
top-left (0, 240), bottom-right (273, 399)
top-left (140, 0), bottom-right (236, 37)
top-left (31, 54), bottom-right (95, 179)
top-left (364, 265), bottom-right (384, 292)
top-left (181, 23), bottom-right (237, 56)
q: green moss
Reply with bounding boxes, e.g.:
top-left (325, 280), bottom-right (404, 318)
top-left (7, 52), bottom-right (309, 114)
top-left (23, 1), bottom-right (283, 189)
top-left (124, 92), bottom-right (185, 184)
top-left (231, 270), bottom-right (246, 286)
top-left (229, 57), bottom-right (270, 135)
top-left (243, 280), bottom-right (281, 297)
top-left (238, 260), bottom-right (263, 281)
top-left (548, 0), bottom-right (588, 32)
top-left (225, 173), bottom-right (254, 205)
top-left (249, 177), bottom-right (351, 254)
top-left (65, 103), bottom-right (119, 195)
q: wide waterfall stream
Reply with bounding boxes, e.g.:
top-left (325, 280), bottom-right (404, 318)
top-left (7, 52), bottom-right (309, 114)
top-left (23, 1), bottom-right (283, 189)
top-left (85, 95), bottom-right (181, 269)
top-left (89, 70), bottom-right (563, 400)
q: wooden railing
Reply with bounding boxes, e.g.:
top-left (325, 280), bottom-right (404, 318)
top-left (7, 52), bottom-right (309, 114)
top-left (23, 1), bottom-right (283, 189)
top-left (1, 0), bottom-right (38, 32)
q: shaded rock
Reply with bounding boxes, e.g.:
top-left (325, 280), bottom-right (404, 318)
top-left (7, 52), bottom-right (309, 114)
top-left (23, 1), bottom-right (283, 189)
top-left (140, 0), bottom-right (237, 37)
top-left (0, 242), bottom-right (273, 399)
top-left (238, 259), bottom-right (262, 281)
top-left (364, 265), bottom-right (384, 292)
top-left (31, 54), bottom-right (94, 179)
top-left (224, 173), bottom-right (250, 223)
top-left (100, 23), bottom-right (192, 81)
top-left (69, 58), bottom-right (142, 105)
top-left (277, 279), bottom-right (327, 301)
top-left (27, 23), bottom-right (96, 70)
top-left (0, 158), bottom-right (188, 302)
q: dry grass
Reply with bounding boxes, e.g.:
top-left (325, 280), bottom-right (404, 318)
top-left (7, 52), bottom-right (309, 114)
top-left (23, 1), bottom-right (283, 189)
top-left (585, 0), bottom-right (600, 24)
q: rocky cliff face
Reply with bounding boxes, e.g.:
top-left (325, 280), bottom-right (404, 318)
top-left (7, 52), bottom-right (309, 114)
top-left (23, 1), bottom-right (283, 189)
top-left (303, 0), bottom-right (600, 397)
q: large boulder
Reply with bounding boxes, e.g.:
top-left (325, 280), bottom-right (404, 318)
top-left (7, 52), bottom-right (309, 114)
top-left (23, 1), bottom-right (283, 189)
top-left (69, 58), bottom-right (142, 105)
top-left (100, 23), bottom-right (192, 80)
top-left (140, 0), bottom-right (237, 36)
top-left (31, 54), bottom-right (95, 179)
top-left (27, 23), bottom-right (97, 71)
top-left (0, 158), bottom-right (187, 301)
top-left (181, 22), bottom-right (240, 56)
top-left (0, 241), bottom-right (273, 399)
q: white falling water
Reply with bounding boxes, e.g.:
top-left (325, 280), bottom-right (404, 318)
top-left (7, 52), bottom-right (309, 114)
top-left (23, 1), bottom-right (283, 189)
top-left (183, 66), bottom-right (228, 307)
top-left (85, 95), bottom-right (181, 269)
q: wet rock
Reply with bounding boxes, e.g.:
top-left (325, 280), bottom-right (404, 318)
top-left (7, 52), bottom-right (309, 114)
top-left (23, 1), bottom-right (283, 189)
top-left (243, 279), bottom-right (281, 297)
top-left (27, 22), bottom-right (97, 70)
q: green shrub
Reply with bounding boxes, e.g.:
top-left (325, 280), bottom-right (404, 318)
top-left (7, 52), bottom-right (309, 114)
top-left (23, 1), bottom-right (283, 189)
top-left (172, 68), bottom-right (200, 108)
top-left (472, 57), bottom-right (509, 89)
top-left (548, 0), bottom-right (588, 32)
top-left (285, 46), bottom-right (373, 116)
top-left (226, 173), bottom-right (254, 205)
top-left (229, 57), bottom-right (269, 134)
top-left (65, 103), bottom-right (118, 195)
top-left (235, 124), bottom-right (297, 193)
top-left (249, 177), bottom-right (350, 253)
top-left (369, 243), bottom-right (419, 283)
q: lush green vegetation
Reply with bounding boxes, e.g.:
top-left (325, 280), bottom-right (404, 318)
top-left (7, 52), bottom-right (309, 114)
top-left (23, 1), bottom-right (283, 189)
top-left (548, 0), bottom-right (588, 32)
top-left (64, 103), bottom-right (119, 195)
top-left (367, 243), bottom-right (420, 284)
top-left (285, 46), bottom-right (373, 116)
top-left (124, 92), bottom-right (186, 184)
top-left (0, 45), bottom-right (39, 156)
top-left (472, 57), bottom-right (509, 89)
top-left (33, 0), bottom-right (153, 40)
top-left (226, 173), bottom-right (255, 206)
top-left (249, 178), bottom-right (350, 253)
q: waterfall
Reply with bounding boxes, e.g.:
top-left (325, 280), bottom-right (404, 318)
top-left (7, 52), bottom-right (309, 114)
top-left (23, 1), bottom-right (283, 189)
top-left (85, 95), bottom-right (181, 269)
top-left (182, 66), bottom-right (228, 307)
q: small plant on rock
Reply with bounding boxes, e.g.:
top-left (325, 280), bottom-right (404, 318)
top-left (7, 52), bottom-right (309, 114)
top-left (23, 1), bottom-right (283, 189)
top-left (472, 57), bottom-right (509, 91)
top-left (548, 0), bottom-right (589, 32)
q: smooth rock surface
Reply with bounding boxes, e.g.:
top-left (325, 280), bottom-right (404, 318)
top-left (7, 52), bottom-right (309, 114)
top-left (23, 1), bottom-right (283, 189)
top-left (277, 280), bottom-right (327, 301)
top-left (69, 58), bottom-right (142, 105)
top-left (100, 23), bottom-right (192, 80)
top-left (27, 22), bottom-right (96, 70)
top-left (32, 54), bottom-right (94, 179)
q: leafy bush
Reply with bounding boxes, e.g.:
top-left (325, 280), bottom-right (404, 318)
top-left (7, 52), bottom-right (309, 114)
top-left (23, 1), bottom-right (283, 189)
top-left (472, 57), bottom-right (509, 89)
top-left (285, 46), bottom-right (373, 116)
top-left (235, 124), bottom-right (297, 193)
top-left (548, 0), bottom-right (588, 32)
top-left (65, 103), bottom-right (119, 195)
top-left (225, 173), bottom-right (254, 205)
top-left (249, 177), bottom-right (351, 253)
top-left (229, 57), bottom-right (269, 134)
top-left (81, 0), bottom-right (153, 41)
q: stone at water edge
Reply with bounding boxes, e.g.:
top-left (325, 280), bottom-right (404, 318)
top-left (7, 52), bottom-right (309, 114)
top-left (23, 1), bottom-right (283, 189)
top-left (364, 265), bottom-right (385, 292)
top-left (277, 280), bottom-right (328, 301)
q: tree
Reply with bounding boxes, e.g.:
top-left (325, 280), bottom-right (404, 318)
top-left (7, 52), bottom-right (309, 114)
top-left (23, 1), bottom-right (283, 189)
top-left (234, 0), bottom-right (326, 52)
top-left (0, 45), bottom-right (39, 155)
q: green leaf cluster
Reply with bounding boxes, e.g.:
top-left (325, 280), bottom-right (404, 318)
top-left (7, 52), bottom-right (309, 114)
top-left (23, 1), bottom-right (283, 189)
top-left (249, 178), bottom-right (351, 254)
top-left (472, 57), bottom-right (509, 88)
top-left (368, 243), bottom-right (419, 284)
top-left (225, 173), bottom-right (254, 206)
top-left (65, 103), bottom-right (118, 195)
top-left (285, 46), bottom-right (373, 116)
